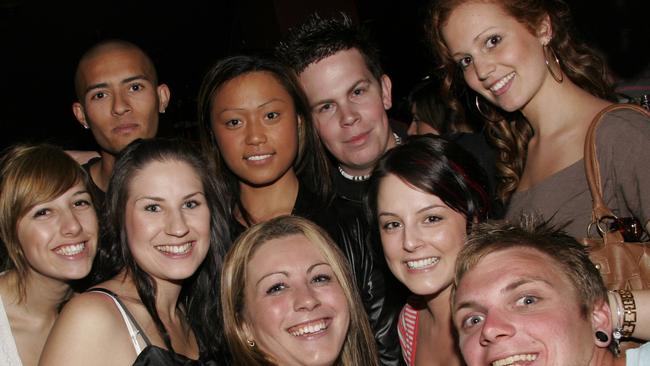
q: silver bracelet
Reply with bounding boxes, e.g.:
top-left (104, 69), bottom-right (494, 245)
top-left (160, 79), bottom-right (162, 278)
top-left (609, 290), bottom-right (624, 341)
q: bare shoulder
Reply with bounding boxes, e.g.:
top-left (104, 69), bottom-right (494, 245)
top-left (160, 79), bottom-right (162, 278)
top-left (39, 291), bottom-right (137, 366)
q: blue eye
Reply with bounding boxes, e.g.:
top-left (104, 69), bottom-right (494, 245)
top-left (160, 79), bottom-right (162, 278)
top-left (462, 314), bottom-right (484, 329)
top-left (517, 295), bottom-right (538, 306)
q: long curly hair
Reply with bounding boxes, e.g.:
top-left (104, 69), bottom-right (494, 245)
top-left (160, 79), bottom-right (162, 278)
top-left (428, 0), bottom-right (615, 202)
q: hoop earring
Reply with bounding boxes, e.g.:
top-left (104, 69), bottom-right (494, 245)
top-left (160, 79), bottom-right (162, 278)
top-left (543, 45), bottom-right (563, 83)
top-left (474, 95), bottom-right (501, 123)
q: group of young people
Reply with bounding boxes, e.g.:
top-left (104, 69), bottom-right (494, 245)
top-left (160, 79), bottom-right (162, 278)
top-left (1, 1), bottom-right (650, 366)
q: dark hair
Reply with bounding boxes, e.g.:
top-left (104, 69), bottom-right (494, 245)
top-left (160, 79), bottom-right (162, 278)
top-left (428, 0), bottom-right (615, 202)
top-left (408, 77), bottom-right (474, 134)
top-left (276, 12), bottom-right (383, 81)
top-left (454, 217), bottom-right (608, 318)
top-left (197, 55), bottom-right (331, 225)
top-left (96, 138), bottom-right (230, 358)
top-left (366, 135), bottom-right (490, 233)
top-left (74, 39), bottom-right (159, 101)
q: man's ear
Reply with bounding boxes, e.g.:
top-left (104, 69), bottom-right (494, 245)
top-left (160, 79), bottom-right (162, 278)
top-left (591, 299), bottom-right (613, 348)
top-left (157, 84), bottom-right (171, 113)
top-left (72, 102), bottom-right (89, 129)
top-left (380, 74), bottom-right (393, 110)
top-left (537, 13), bottom-right (553, 45)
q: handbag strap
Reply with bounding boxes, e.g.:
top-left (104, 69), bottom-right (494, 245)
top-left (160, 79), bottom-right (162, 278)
top-left (584, 103), bottom-right (650, 235)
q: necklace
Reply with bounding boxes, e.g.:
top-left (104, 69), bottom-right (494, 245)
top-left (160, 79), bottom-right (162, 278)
top-left (337, 132), bottom-right (402, 181)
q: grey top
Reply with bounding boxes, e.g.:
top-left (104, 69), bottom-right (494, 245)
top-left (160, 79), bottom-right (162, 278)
top-left (506, 108), bottom-right (650, 239)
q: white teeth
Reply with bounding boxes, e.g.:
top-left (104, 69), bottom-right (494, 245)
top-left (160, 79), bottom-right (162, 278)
top-left (155, 243), bottom-right (192, 254)
top-left (55, 243), bottom-right (85, 256)
top-left (490, 72), bottom-right (515, 93)
top-left (406, 257), bottom-right (439, 269)
top-left (289, 320), bottom-right (328, 336)
top-left (492, 353), bottom-right (537, 366)
top-left (246, 154), bottom-right (272, 161)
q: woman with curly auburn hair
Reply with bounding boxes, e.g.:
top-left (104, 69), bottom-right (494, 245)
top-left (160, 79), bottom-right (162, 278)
top-left (429, 0), bottom-right (650, 238)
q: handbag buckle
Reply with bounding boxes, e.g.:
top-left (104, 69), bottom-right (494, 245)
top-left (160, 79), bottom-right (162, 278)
top-left (595, 215), bottom-right (646, 242)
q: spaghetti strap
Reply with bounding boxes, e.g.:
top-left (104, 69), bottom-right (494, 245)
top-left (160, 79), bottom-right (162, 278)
top-left (88, 288), bottom-right (152, 355)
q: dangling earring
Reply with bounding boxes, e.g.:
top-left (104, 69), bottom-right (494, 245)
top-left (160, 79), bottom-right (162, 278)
top-left (543, 45), bottom-right (563, 83)
top-left (247, 339), bottom-right (255, 348)
top-left (474, 95), bottom-right (501, 123)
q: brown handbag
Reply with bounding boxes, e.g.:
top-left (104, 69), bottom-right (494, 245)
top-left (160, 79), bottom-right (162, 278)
top-left (581, 103), bottom-right (650, 290)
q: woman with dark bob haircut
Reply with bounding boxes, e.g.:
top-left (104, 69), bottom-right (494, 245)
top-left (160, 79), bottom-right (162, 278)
top-left (40, 138), bottom-right (230, 365)
top-left (366, 135), bottom-right (490, 366)
top-left (429, 0), bottom-right (650, 238)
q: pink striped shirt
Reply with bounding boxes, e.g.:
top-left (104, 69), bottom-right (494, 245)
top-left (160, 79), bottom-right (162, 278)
top-left (398, 302), bottom-right (419, 366)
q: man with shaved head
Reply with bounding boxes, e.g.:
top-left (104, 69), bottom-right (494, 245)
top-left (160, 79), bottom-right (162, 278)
top-left (72, 40), bottom-right (170, 207)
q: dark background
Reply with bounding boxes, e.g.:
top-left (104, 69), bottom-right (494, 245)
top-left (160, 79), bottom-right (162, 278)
top-left (1, 0), bottom-right (648, 152)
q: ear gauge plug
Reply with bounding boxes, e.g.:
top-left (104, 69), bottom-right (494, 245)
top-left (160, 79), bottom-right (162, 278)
top-left (595, 330), bottom-right (609, 343)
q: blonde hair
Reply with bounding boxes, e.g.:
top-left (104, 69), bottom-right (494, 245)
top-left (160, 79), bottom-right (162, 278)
top-left (0, 144), bottom-right (89, 301)
top-left (220, 215), bottom-right (379, 366)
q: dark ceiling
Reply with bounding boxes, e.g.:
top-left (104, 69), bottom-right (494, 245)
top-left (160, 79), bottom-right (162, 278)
top-left (1, 0), bottom-right (647, 151)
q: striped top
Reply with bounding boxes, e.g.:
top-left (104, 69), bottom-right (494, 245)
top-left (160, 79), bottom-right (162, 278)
top-left (398, 302), bottom-right (419, 366)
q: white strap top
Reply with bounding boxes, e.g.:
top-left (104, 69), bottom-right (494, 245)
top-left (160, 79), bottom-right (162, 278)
top-left (89, 288), bottom-right (150, 355)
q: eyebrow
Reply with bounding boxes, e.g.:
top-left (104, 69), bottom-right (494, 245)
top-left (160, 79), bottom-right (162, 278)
top-left (309, 78), bottom-right (371, 108)
top-left (378, 204), bottom-right (446, 218)
top-left (255, 262), bottom-right (331, 287)
top-left (256, 271), bottom-right (288, 286)
top-left (216, 98), bottom-right (285, 115)
top-left (454, 277), bottom-right (552, 312)
top-left (83, 74), bottom-right (150, 96)
top-left (450, 26), bottom-right (498, 58)
top-left (307, 262), bottom-right (330, 273)
top-left (133, 191), bottom-right (204, 203)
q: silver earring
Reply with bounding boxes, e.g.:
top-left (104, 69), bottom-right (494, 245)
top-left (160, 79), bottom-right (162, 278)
top-left (474, 95), bottom-right (501, 122)
top-left (247, 339), bottom-right (255, 348)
